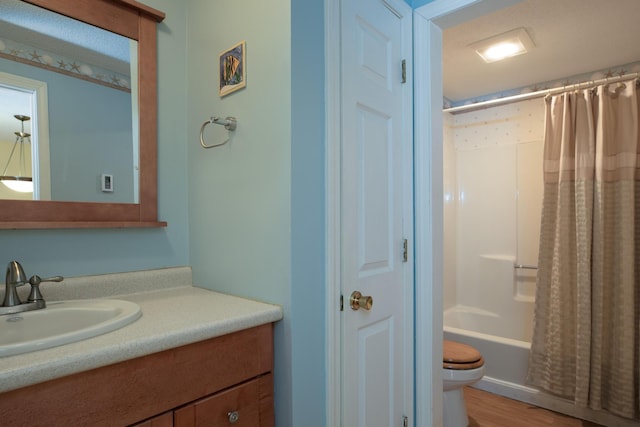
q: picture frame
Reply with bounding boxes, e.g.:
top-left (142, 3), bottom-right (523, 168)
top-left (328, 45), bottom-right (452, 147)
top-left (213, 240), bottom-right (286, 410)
top-left (219, 41), bottom-right (246, 97)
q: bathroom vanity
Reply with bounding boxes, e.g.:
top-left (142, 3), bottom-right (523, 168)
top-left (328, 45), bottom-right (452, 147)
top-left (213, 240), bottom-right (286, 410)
top-left (0, 267), bottom-right (282, 426)
top-left (1, 325), bottom-right (273, 426)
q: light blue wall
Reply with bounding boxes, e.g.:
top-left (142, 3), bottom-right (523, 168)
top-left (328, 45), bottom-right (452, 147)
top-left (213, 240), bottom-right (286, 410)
top-left (1, 0), bottom-right (326, 425)
top-left (290, 0), bottom-right (326, 426)
top-left (185, 0), bottom-right (291, 308)
top-left (185, 0), bottom-right (325, 425)
top-left (47, 77), bottom-right (133, 203)
top-left (0, 0), bottom-right (189, 279)
top-left (185, 0), bottom-right (293, 421)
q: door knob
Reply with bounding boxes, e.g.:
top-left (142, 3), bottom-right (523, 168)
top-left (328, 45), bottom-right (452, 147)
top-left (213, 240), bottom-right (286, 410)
top-left (350, 291), bottom-right (373, 311)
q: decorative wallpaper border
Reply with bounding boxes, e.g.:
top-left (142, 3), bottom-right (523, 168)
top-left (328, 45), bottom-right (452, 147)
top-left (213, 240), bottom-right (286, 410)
top-left (0, 36), bottom-right (131, 93)
top-left (445, 60), bottom-right (640, 109)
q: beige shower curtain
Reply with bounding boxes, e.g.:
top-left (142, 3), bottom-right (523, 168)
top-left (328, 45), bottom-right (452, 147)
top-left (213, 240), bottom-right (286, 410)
top-left (528, 79), bottom-right (640, 420)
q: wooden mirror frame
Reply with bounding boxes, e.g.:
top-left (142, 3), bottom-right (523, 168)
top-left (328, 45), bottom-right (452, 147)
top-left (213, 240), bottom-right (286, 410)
top-left (0, 0), bottom-right (166, 229)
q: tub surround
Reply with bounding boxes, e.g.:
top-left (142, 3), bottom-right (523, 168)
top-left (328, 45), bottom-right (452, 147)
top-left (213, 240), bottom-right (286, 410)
top-left (0, 266), bottom-right (283, 394)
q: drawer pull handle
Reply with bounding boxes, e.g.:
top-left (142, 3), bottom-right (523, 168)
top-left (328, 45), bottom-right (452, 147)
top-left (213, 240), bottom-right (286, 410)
top-left (228, 411), bottom-right (240, 423)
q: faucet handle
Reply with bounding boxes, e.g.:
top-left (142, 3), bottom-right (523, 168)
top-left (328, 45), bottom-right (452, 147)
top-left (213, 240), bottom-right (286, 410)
top-left (29, 275), bottom-right (64, 285)
top-left (27, 275), bottom-right (64, 304)
top-left (3, 261), bottom-right (28, 307)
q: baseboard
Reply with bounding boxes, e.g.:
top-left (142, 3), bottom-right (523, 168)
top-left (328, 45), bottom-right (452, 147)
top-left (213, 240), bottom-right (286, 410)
top-left (472, 376), bottom-right (638, 427)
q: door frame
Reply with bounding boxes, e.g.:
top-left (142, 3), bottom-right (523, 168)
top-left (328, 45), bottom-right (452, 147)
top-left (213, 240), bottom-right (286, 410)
top-left (0, 72), bottom-right (51, 201)
top-left (327, 0), bottom-right (524, 426)
top-left (412, 2), bottom-right (524, 426)
top-left (325, 0), bottom-right (341, 425)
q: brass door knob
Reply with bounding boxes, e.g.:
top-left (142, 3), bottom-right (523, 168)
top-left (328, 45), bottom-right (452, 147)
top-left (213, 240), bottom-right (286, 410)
top-left (350, 291), bottom-right (373, 311)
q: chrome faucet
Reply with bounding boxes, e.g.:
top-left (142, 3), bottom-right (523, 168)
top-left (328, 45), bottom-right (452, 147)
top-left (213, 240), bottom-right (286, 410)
top-left (1, 261), bottom-right (63, 315)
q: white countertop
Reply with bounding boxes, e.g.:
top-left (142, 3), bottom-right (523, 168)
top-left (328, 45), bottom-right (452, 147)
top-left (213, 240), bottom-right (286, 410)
top-left (0, 268), bottom-right (283, 394)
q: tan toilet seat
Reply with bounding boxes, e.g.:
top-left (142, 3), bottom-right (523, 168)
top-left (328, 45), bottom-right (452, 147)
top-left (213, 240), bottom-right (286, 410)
top-left (443, 340), bottom-right (484, 370)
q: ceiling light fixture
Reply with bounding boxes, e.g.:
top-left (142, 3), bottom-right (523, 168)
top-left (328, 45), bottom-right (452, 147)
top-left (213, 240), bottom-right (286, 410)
top-left (0, 114), bottom-right (33, 193)
top-left (470, 28), bottom-right (534, 63)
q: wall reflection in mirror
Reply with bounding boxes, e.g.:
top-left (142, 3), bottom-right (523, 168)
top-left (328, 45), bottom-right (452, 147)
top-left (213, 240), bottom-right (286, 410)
top-left (0, 0), bottom-right (139, 203)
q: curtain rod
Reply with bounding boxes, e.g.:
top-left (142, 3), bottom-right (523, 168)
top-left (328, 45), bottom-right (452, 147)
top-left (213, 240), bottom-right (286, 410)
top-left (443, 72), bottom-right (640, 115)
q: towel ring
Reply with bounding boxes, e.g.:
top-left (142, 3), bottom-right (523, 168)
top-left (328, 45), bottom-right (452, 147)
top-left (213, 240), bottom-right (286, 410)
top-left (200, 116), bottom-right (237, 148)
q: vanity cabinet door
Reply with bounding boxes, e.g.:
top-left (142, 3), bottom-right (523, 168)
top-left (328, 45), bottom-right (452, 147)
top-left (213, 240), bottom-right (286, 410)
top-left (174, 378), bottom-right (260, 427)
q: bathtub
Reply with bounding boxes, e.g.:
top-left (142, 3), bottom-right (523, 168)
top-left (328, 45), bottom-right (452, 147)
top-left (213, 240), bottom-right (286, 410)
top-left (443, 305), bottom-right (531, 387)
top-left (443, 305), bottom-right (639, 427)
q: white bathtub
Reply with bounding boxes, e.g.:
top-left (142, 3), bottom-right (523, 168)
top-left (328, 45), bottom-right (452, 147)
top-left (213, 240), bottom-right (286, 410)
top-left (443, 305), bottom-right (639, 427)
top-left (443, 305), bottom-right (530, 387)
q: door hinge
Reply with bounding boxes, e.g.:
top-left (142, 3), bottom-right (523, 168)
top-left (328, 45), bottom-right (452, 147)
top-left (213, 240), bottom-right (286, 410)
top-left (340, 294), bottom-right (344, 311)
top-left (402, 238), bottom-right (408, 262)
top-left (401, 59), bottom-right (407, 84)
top-left (402, 415), bottom-right (409, 427)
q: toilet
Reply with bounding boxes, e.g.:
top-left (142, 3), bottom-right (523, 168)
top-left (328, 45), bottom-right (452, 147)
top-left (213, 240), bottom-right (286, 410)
top-left (443, 340), bottom-right (485, 427)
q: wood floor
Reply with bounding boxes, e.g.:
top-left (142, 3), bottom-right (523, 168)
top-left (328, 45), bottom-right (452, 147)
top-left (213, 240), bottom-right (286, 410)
top-left (464, 387), bottom-right (604, 427)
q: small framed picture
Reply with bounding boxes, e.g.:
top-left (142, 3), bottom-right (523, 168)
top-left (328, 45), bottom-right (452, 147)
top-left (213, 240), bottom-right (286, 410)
top-left (219, 41), bottom-right (246, 97)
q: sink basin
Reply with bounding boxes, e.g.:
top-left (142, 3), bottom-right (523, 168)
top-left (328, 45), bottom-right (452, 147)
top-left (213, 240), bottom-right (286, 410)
top-left (0, 299), bottom-right (141, 357)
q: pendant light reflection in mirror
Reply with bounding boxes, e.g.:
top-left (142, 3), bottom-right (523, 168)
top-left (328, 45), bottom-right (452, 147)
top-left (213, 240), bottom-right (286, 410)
top-left (0, 113), bottom-right (33, 193)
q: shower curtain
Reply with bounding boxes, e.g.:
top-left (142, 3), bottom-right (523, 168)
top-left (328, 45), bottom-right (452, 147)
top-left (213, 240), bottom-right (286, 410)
top-left (528, 78), bottom-right (640, 419)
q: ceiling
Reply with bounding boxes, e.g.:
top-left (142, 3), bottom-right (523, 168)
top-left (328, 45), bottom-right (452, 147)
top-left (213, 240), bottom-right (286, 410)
top-left (443, 0), bottom-right (640, 104)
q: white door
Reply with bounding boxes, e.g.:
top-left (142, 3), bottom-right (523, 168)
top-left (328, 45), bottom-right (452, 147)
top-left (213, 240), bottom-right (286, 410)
top-left (340, 0), bottom-right (413, 426)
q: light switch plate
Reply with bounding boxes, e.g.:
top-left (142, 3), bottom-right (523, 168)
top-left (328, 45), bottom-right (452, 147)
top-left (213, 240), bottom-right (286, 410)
top-left (101, 174), bottom-right (113, 192)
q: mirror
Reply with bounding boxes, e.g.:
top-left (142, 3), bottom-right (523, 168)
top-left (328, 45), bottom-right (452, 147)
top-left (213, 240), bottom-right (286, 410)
top-left (0, 0), bottom-right (138, 204)
top-left (0, 0), bottom-right (166, 228)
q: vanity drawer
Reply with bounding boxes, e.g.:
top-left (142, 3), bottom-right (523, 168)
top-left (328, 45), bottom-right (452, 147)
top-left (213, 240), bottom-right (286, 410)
top-left (175, 376), bottom-right (264, 426)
